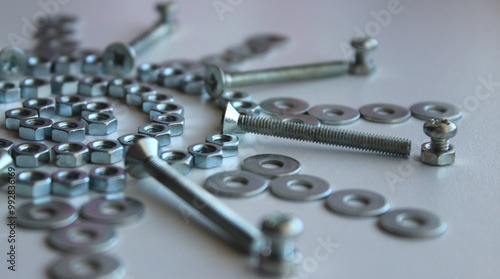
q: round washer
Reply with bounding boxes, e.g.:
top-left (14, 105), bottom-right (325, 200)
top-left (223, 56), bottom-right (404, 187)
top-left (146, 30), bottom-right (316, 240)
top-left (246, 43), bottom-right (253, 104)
top-left (50, 253), bottom-right (125, 279)
top-left (205, 170), bottom-right (268, 197)
top-left (17, 200), bottom-right (78, 229)
top-left (273, 114), bottom-right (321, 127)
top-left (80, 197), bottom-right (145, 225)
top-left (378, 208), bottom-right (447, 238)
top-left (270, 174), bottom-right (332, 201)
top-left (48, 221), bottom-right (118, 253)
top-left (308, 104), bottom-right (360, 125)
top-left (410, 101), bottom-right (462, 121)
top-left (241, 154), bottom-right (301, 179)
top-left (326, 189), bottom-right (390, 217)
top-left (359, 103), bottom-right (411, 124)
top-left (260, 97), bottom-right (310, 115)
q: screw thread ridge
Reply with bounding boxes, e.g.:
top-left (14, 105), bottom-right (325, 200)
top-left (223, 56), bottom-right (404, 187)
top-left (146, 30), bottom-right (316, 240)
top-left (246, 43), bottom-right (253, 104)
top-left (431, 139), bottom-right (449, 152)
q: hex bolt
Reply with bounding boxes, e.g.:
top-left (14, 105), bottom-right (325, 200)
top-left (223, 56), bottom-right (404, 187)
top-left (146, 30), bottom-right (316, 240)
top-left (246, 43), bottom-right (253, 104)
top-left (125, 137), bottom-right (265, 254)
top-left (420, 118), bottom-right (457, 166)
top-left (349, 37), bottom-right (378, 75)
top-left (222, 104), bottom-right (411, 157)
top-left (102, 2), bottom-right (178, 76)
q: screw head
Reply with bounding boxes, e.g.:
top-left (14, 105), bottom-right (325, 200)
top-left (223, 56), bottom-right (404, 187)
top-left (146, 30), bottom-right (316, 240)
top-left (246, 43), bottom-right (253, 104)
top-left (205, 65), bottom-right (227, 99)
top-left (102, 42), bottom-right (136, 76)
top-left (423, 119), bottom-right (457, 140)
top-left (0, 47), bottom-right (26, 80)
top-left (261, 213), bottom-right (303, 239)
top-left (125, 137), bottom-right (160, 179)
top-left (351, 37), bottom-right (378, 51)
top-left (220, 103), bottom-right (241, 135)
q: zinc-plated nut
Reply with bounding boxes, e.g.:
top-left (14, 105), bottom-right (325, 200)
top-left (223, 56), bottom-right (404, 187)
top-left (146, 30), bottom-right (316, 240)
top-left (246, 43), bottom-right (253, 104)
top-left (181, 73), bottom-right (205, 95)
top-left (26, 56), bottom-right (51, 76)
top-left (125, 84), bottom-right (156, 106)
top-left (51, 74), bottom-right (79, 95)
top-left (118, 133), bottom-right (149, 154)
top-left (138, 123), bottom-right (171, 147)
top-left (0, 139), bottom-right (14, 154)
top-left (22, 98), bottom-right (56, 118)
top-left (16, 170), bottom-right (52, 197)
top-left (5, 108), bottom-right (38, 130)
top-left (19, 117), bottom-right (53, 141)
top-left (150, 102), bottom-right (184, 119)
top-left (52, 55), bottom-right (81, 74)
top-left (107, 78), bottom-right (138, 98)
top-left (205, 133), bottom-right (239, 158)
top-left (187, 143), bottom-right (223, 169)
top-left (88, 140), bottom-right (124, 164)
top-left (81, 53), bottom-right (103, 75)
top-left (231, 100), bottom-right (262, 116)
top-left (158, 67), bottom-right (185, 88)
top-left (160, 150), bottom-right (193, 175)
top-left (81, 112), bottom-right (118, 136)
top-left (12, 142), bottom-right (50, 168)
top-left (137, 63), bottom-right (162, 83)
top-left (151, 113), bottom-right (185, 136)
top-left (52, 142), bottom-right (89, 168)
top-left (81, 101), bottom-right (113, 115)
top-left (420, 119), bottom-right (458, 166)
top-left (55, 95), bottom-right (87, 116)
top-left (52, 121), bottom-right (86, 142)
top-left (20, 78), bottom-right (51, 98)
top-left (0, 81), bottom-right (20, 103)
top-left (51, 169), bottom-right (89, 197)
top-left (78, 76), bottom-right (108, 96)
top-left (89, 166), bottom-right (126, 193)
top-left (142, 92), bottom-right (174, 113)
top-left (216, 91), bottom-right (252, 109)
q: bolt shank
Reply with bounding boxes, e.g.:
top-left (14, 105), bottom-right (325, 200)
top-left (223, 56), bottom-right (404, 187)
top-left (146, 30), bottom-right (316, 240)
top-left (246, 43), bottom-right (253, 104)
top-left (130, 22), bottom-right (173, 54)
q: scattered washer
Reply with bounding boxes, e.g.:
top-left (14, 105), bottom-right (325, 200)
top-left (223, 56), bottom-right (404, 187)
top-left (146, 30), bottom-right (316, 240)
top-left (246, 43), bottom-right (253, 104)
top-left (50, 253), bottom-right (125, 279)
top-left (241, 154), bottom-right (301, 179)
top-left (308, 104), bottom-right (360, 125)
top-left (359, 103), bottom-right (411, 124)
top-left (378, 208), bottom-right (447, 238)
top-left (80, 197), bottom-right (145, 225)
top-left (270, 174), bottom-right (332, 201)
top-left (326, 189), bottom-right (390, 217)
top-left (260, 97), bottom-right (310, 115)
top-left (48, 221), bottom-right (118, 253)
top-left (17, 200), bottom-right (78, 229)
top-left (410, 101), bottom-right (462, 121)
top-left (273, 114), bottom-right (321, 127)
top-left (205, 170), bottom-right (268, 197)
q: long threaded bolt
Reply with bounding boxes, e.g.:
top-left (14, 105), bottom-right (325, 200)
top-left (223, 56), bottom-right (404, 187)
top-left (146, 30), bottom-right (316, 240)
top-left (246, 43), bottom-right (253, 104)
top-left (125, 138), bottom-right (265, 254)
top-left (221, 104), bottom-right (411, 157)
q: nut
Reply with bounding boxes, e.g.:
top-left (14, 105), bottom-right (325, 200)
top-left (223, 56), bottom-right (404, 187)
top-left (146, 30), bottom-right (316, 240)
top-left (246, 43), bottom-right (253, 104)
top-left (216, 91), bottom-right (252, 109)
top-left (137, 63), bottom-right (162, 83)
top-left (150, 102), bottom-right (184, 119)
top-left (89, 166), bottom-right (126, 193)
top-left (12, 142), bottom-right (50, 168)
top-left (205, 133), bottom-right (239, 158)
top-left (81, 112), bottom-right (118, 136)
top-left (181, 73), bottom-right (205, 95)
top-left (16, 170), bottom-right (52, 197)
top-left (20, 78), bottom-right (51, 99)
top-left (231, 100), bottom-right (261, 116)
top-left (55, 95), bottom-right (87, 116)
top-left (125, 84), bottom-right (156, 106)
top-left (138, 123), bottom-right (171, 147)
top-left (22, 98), bottom-right (55, 118)
top-left (107, 78), bottom-right (138, 98)
top-left (51, 74), bottom-right (79, 95)
top-left (81, 53), bottom-right (103, 75)
top-left (0, 138), bottom-right (14, 154)
top-left (158, 67), bottom-right (185, 88)
top-left (152, 113), bottom-right (185, 136)
top-left (187, 143), bottom-right (223, 169)
top-left (52, 55), bottom-right (81, 74)
top-left (117, 133), bottom-right (149, 154)
top-left (26, 56), bottom-right (51, 76)
top-left (52, 142), bottom-right (89, 168)
top-left (160, 150), bottom-right (193, 175)
top-left (142, 92), bottom-right (174, 113)
top-left (421, 143), bottom-right (455, 166)
top-left (78, 76), bottom-right (108, 97)
top-left (51, 169), bottom-right (89, 197)
top-left (5, 108), bottom-right (38, 130)
top-left (52, 121), bottom-right (86, 142)
top-left (87, 140), bottom-right (124, 164)
top-left (81, 102), bottom-right (113, 115)
top-left (19, 117), bottom-right (53, 141)
top-left (0, 81), bottom-right (20, 103)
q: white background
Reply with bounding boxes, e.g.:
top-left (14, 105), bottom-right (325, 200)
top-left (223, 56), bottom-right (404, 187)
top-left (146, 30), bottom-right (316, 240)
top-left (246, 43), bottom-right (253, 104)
top-left (1, 0), bottom-right (500, 278)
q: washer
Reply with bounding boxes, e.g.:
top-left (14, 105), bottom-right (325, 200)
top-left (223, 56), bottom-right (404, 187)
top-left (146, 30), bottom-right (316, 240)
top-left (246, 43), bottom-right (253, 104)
top-left (17, 200), bottom-right (78, 229)
top-left (326, 189), bottom-right (390, 217)
top-left (308, 104), bottom-right (360, 125)
top-left (378, 208), bottom-right (447, 238)
top-left (359, 103), bottom-right (411, 124)
top-left (50, 253), bottom-right (125, 279)
top-left (260, 97), bottom-right (310, 115)
top-left (48, 221), bottom-right (118, 253)
top-left (241, 154), bottom-right (301, 179)
top-left (80, 197), bottom-right (145, 225)
top-left (410, 101), bottom-right (463, 121)
top-left (273, 114), bottom-right (321, 127)
top-left (270, 174), bottom-right (332, 201)
top-left (205, 170), bottom-right (268, 197)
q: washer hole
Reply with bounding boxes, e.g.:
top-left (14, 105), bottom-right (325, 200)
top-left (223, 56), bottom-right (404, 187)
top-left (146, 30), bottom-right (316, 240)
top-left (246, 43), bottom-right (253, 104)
top-left (259, 159), bottom-right (284, 169)
top-left (323, 108), bottom-right (344, 116)
top-left (424, 105), bottom-right (447, 114)
top-left (274, 101), bottom-right (295, 109)
top-left (68, 227), bottom-right (98, 243)
top-left (222, 176), bottom-right (249, 187)
top-left (29, 206), bottom-right (56, 220)
top-left (374, 107), bottom-right (395, 115)
top-left (286, 180), bottom-right (313, 191)
top-left (98, 201), bottom-right (126, 215)
top-left (69, 258), bottom-right (101, 276)
top-left (343, 194), bottom-right (371, 208)
top-left (397, 213), bottom-right (427, 228)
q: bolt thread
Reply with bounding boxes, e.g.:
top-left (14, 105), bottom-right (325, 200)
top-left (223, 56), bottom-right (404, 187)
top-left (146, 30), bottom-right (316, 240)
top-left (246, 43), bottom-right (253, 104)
top-left (238, 116), bottom-right (411, 157)
top-left (431, 139), bottom-right (449, 152)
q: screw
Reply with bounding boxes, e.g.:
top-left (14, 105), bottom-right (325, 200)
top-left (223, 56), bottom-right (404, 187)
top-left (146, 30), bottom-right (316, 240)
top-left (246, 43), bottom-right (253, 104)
top-left (420, 118), bottom-right (457, 166)
top-left (102, 2), bottom-right (178, 76)
top-left (349, 37), bottom-right (378, 75)
top-left (125, 137), bottom-right (265, 254)
top-left (0, 47), bottom-right (26, 80)
top-left (221, 103), bottom-right (411, 157)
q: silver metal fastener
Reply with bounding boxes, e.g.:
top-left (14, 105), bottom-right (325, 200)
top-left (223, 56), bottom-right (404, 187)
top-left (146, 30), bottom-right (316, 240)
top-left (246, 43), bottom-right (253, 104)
top-left (420, 118), bottom-right (457, 166)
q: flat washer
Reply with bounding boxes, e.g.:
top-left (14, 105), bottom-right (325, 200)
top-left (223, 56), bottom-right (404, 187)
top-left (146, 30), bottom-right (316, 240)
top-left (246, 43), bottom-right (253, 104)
top-left (270, 174), bottom-right (332, 201)
top-left (359, 103), bottom-right (411, 124)
top-left (241, 154), bottom-right (301, 179)
top-left (273, 114), bottom-right (321, 127)
top-left (17, 200), bottom-right (78, 229)
top-left (326, 189), bottom-right (390, 217)
top-left (308, 104), bottom-right (360, 125)
top-left (260, 97), bottom-right (310, 115)
top-left (205, 170), bottom-right (268, 197)
top-left (50, 253), bottom-right (125, 279)
top-left (410, 101), bottom-right (462, 121)
top-left (48, 221), bottom-right (118, 253)
top-left (80, 197), bottom-right (145, 225)
top-left (378, 208), bottom-right (447, 238)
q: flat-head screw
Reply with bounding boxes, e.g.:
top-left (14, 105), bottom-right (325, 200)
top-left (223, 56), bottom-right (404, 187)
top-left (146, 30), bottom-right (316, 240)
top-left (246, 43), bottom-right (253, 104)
top-left (349, 37), bottom-right (378, 75)
top-left (420, 119), bottom-right (457, 166)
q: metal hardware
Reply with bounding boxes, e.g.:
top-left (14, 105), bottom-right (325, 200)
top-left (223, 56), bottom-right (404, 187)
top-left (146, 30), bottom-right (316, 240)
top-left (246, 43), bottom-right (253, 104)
top-left (378, 208), bottom-right (447, 238)
top-left (420, 118), bottom-right (457, 166)
top-left (48, 221), bottom-right (118, 253)
top-left (270, 174), bottom-right (332, 201)
top-left (307, 104), bottom-right (360, 125)
top-left (326, 189), bottom-right (390, 217)
top-left (80, 196), bottom-right (145, 225)
top-left (410, 101), bottom-right (463, 121)
top-left (241, 154), bottom-right (301, 179)
top-left (50, 253), bottom-right (125, 279)
top-left (204, 170), bottom-right (268, 197)
top-left (359, 103), bottom-right (411, 124)
top-left (17, 200), bottom-right (78, 229)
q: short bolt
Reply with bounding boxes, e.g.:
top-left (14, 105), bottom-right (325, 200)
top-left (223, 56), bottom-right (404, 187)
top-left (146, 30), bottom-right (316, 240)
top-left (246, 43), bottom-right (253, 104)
top-left (420, 118), bottom-right (457, 166)
top-left (349, 37), bottom-right (378, 75)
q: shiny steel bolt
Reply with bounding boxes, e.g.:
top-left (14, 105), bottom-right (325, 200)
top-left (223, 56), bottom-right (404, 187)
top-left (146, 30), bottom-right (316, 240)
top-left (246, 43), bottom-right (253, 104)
top-left (222, 104), bottom-right (411, 157)
top-left (125, 137), bottom-right (265, 254)
top-left (349, 37), bottom-right (378, 75)
top-left (420, 119), bottom-right (457, 166)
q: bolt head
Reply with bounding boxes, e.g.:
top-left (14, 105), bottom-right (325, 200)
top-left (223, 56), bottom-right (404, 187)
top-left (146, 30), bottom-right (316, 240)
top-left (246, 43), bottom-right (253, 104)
top-left (204, 65), bottom-right (226, 99)
top-left (125, 137), bottom-right (160, 179)
top-left (421, 142), bottom-right (456, 166)
top-left (351, 37), bottom-right (378, 51)
top-left (220, 103), bottom-right (240, 135)
top-left (261, 213), bottom-right (303, 238)
top-left (0, 47), bottom-right (26, 80)
top-left (423, 119), bottom-right (457, 140)
top-left (102, 42), bottom-right (136, 76)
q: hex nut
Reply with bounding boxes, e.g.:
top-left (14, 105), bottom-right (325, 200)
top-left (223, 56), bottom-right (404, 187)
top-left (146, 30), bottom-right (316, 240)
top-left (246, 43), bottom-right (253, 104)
top-left (52, 55), bottom-right (81, 74)
top-left (137, 63), bottom-right (162, 83)
top-left (142, 92), bottom-right (174, 113)
top-left (152, 113), bottom-right (185, 136)
top-left (78, 76), bottom-right (108, 97)
top-left (138, 123), bottom-right (171, 147)
top-left (117, 133), bottom-right (149, 154)
top-left (125, 84), bottom-right (156, 106)
top-left (158, 67), bottom-right (185, 88)
top-left (81, 102), bottom-right (113, 115)
top-left (205, 133), bottom-right (239, 158)
top-left (181, 73), bottom-right (205, 95)
top-left (20, 78), bottom-right (51, 99)
top-left (150, 102), bottom-right (184, 119)
top-left (26, 56), bottom-right (51, 76)
top-left (51, 169), bottom-right (89, 197)
top-left (0, 139), bottom-right (14, 154)
top-left (0, 81), bottom-right (20, 103)
top-left (5, 108), bottom-right (38, 130)
top-left (51, 74), bottom-right (79, 95)
top-left (87, 140), bottom-right (124, 164)
top-left (52, 142), bottom-right (89, 168)
top-left (187, 143), bottom-right (223, 169)
top-left (107, 78), bottom-right (138, 98)
top-left (89, 166), bottom-right (126, 193)
top-left (421, 143), bottom-right (456, 166)
top-left (12, 142), bottom-right (50, 168)
top-left (55, 95), bottom-right (87, 116)
top-left (216, 91), bottom-right (252, 109)
top-left (160, 150), bottom-right (193, 175)
top-left (231, 101), bottom-right (262, 116)
top-left (81, 112), bottom-right (118, 136)
top-left (16, 170), bottom-right (52, 197)
top-left (22, 98), bottom-right (55, 118)
top-left (52, 121), bottom-right (86, 142)
top-left (19, 117), bottom-right (53, 141)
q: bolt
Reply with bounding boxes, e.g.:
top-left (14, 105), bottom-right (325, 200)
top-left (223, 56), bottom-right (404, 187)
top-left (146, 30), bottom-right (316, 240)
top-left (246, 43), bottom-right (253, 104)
top-left (349, 37), bottom-right (378, 75)
top-left (0, 47), bottom-right (26, 80)
top-left (125, 137), bottom-right (265, 254)
top-left (221, 104), bottom-right (411, 157)
top-left (420, 118), bottom-right (457, 166)
top-left (102, 2), bottom-right (178, 76)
